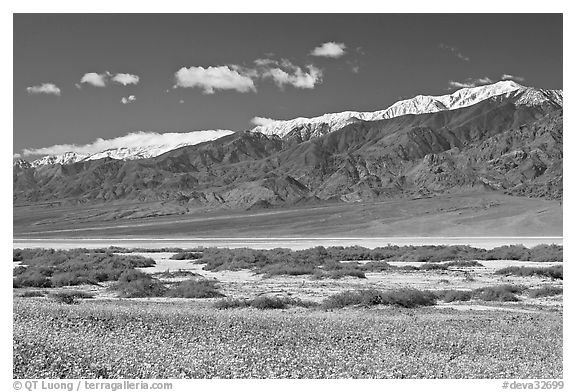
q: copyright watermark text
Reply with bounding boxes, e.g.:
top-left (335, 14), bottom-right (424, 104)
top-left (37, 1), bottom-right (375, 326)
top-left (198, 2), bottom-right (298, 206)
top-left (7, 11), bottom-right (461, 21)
top-left (13, 380), bottom-right (173, 392)
top-left (502, 380), bottom-right (564, 390)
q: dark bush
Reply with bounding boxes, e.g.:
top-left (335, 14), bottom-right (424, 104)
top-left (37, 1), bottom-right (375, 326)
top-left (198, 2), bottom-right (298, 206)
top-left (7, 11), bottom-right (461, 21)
top-left (49, 290), bottom-right (95, 304)
top-left (214, 296), bottom-right (318, 310)
top-left (214, 298), bottom-right (251, 309)
top-left (527, 244), bottom-right (563, 262)
top-left (18, 290), bottom-right (48, 298)
top-left (323, 288), bottom-right (437, 309)
top-left (13, 270), bottom-right (52, 288)
top-left (50, 272), bottom-right (97, 287)
top-left (473, 284), bottom-right (524, 302)
top-left (398, 265), bottom-right (419, 271)
top-left (419, 263), bottom-right (448, 271)
top-left (250, 296), bottom-right (289, 310)
top-left (13, 249), bottom-right (157, 288)
top-left (361, 261), bottom-right (394, 272)
top-left (170, 252), bottom-right (203, 260)
top-left (313, 268), bottom-right (366, 279)
top-left (436, 290), bottom-right (473, 302)
top-left (111, 270), bottom-right (167, 298)
top-left (443, 260), bottom-right (484, 268)
top-left (154, 269), bottom-right (201, 279)
top-left (495, 265), bottom-right (563, 280)
top-left (165, 279), bottom-right (224, 298)
top-left (261, 263), bottom-right (316, 277)
top-left (528, 286), bottom-right (563, 298)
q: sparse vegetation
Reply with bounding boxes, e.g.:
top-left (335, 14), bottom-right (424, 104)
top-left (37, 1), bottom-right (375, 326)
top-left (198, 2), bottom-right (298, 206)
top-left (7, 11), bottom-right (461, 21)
top-left (472, 284), bottom-right (525, 302)
top-left (19, 290), bottom-right (48, 298)
top-left (443, 260), bottom-right (484, 268)
top-left (191, 244), bottom-right (562, 276)
top-left (111, 270), bottom-right (167, 298)
top-left (323, 288), bottom-right (438, 309)
top-left (528, 286), bottom-right (563, 298)
top-left (170, 252), bottom-right (203, 260)
top-left (495, 265), bottom-right (563, 280)
top-left (49, 290), bottom-right (95, 304)
top-left (435, 290), bottom-right (473, 302)
top-left (214, 296), bottom-right (318, 310)
top-left (154, 269), bottom-right (201, 279)
top-left (13, 249), bottom-right (156, 288)
top-left (418, 263), bottom-right (448, 271)
top-left (165, 280), bottom-right (224, 298)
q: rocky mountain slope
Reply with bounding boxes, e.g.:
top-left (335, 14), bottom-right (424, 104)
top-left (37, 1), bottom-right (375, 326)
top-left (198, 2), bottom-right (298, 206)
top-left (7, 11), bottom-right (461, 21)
top-left (13, 86), bottom-right (563, 210)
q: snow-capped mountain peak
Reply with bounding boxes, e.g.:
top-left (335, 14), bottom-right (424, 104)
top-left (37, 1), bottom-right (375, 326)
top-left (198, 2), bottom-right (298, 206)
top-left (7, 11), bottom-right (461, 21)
top-left (251, 80), bottom-right (561, 139)
top-left (25, 129), bottom-right (234, 167)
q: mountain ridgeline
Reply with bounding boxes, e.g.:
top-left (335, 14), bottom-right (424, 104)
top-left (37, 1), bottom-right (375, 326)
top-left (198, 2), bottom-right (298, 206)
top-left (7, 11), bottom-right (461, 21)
top-left (13, 83), bottom-right (563, 210)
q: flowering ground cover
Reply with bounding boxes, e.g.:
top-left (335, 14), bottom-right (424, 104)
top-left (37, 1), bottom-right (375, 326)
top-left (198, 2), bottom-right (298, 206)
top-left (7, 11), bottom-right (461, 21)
top-left (13, 297), bottom-right (562, 379)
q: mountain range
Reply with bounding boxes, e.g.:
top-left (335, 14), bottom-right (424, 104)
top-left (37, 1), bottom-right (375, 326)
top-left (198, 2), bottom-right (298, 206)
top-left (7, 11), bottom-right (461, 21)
top-left (13, 81), bottom-right (563, 211)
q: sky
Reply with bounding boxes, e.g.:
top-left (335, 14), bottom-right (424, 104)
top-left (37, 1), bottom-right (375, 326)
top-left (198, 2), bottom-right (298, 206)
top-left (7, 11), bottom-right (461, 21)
top-left (13, 13), bottom-right (563, 158)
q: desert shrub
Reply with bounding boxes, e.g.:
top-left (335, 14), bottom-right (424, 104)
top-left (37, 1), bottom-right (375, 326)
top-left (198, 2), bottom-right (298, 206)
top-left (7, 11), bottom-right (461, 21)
top-left (214, 296), bottom-right (318, 310)
top-left (165, 280), bottom-right (224, 298)
top-left (214, 298), bottom-right (251, 309)
top-left (154, 269), bottom-right (201, 279)
top-left (361, 261), bottom-right (394, 272)
top-left (485, 245), bottom-right (530, 260)
top-left (495, 265), bottom-right (563, 280)
top-left (444, 260), bottom-right (484, 268)
top-left (528, 286), bottom-right (563, 298)
top-left (111, 270), bottom-right (167, 298)
top-left (13, 269), bottom-right (53, 288)
top-left (398, 265), bottom-right (419, 271)
top-left (419, 263), bottom-right (448, 271)
top-left (528, 244), bottom-right (563, 262)
top-left (13, 249), bottom-right (157, 287)
top-left (323, 288), bottom-right (437, 309)
top-left (463, 272), bottom-right (475, 282)
top-left (250, 296), bottom-right (289, 310)
top-left (436, 290), bottom-right (473, 302)
top-left (50, 272), bottom-right (98, 287)
top-left (260, 263), bottom-right (316, 277)
top-left (313, 267), bottom-right (366, 279)
top-left (473, 284), bottom-right (524, 302)
top-left (170, 252), bottom-right (202, 260)
top-left (19, 290), bottom-right (48, 298)
top-left (49, 290), bottom-right (95, 305)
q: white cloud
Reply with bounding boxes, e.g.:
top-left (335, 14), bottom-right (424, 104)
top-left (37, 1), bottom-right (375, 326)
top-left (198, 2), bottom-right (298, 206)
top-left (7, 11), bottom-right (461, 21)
top-left (80, 72), bottom-right (140, 87)
top-left (256, 59), bottom-right (323, 89)
top-left (448, 76), bottom-right (494, 89)
top-left (112, 73), bottom-right (140, 86)
top-left (179, 99), bottom-right (185, 104)
top-left (448, 81), bottom-right (475, 88)
top-left (13, 153), bottom-right (21, 159)
top-left (251, 117), bottom-right (279, 127)
top-left (20, 130), bottom-right (235, 157)
top-left (174, 65), bottom-right (256, 94)
top-left (310, 42), bottom-right (347, 58)
top-left (80, 72), bottom-right (109, 87)
top-left (501, 73), bottom-right (525, 82)
top-left (439, 43), bottom-right (470, 62)
top-left (26, 83), bottom-right (61, 96)
top-left (121, 95), bottom-right (136, 104)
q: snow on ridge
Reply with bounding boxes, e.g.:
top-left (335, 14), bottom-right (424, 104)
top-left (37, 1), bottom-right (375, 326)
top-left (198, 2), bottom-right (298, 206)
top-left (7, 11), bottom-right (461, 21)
top-left (252, 80), bottom-right (561, 139)
top-left (26, 130), bottom-right (234, 167)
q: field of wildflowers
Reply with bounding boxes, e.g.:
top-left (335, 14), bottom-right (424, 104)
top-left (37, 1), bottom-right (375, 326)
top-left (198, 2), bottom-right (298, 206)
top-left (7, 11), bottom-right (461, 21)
top-left (13, 298), bottom-right (562, 379)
